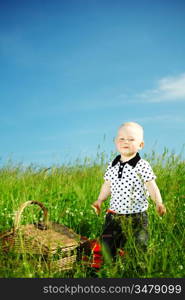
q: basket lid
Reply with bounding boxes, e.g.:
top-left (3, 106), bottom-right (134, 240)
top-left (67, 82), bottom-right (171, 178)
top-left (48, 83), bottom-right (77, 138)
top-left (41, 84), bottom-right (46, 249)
top-left (17, 222), bottom-right (80, 252)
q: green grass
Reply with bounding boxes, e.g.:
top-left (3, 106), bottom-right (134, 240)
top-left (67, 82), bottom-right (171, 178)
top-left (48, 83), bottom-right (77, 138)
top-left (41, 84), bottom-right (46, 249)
top-left (0, 149), bottom-right (184, 278)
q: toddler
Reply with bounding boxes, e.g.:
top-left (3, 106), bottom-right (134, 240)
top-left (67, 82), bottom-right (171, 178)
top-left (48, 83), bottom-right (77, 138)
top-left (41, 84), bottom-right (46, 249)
top-left (92, 122), bottom-right (166, 259)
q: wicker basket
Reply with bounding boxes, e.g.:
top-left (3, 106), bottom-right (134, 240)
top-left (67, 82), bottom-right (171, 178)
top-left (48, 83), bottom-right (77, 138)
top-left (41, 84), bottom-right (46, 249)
top-left (0, 201), bottom-right (81, 271)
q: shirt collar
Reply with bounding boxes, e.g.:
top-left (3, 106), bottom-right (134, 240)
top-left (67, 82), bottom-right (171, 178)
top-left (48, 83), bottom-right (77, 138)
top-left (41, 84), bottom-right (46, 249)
top-left (112, 152), bottom-right (141, 168)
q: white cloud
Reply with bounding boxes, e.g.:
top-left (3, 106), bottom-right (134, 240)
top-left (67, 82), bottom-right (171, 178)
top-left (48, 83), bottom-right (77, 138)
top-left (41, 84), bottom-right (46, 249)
top-left (137, 73), bottom-right (185, 102)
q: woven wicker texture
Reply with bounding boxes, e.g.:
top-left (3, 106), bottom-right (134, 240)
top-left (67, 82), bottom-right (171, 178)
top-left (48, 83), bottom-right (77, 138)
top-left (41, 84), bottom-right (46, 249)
top-left (0, 201), bottom-right (81, 270)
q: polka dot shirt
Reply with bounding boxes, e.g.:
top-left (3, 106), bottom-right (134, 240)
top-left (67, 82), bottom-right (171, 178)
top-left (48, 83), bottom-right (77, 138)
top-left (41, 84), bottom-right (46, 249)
top-left (104, 153), bottom-right (156, 214)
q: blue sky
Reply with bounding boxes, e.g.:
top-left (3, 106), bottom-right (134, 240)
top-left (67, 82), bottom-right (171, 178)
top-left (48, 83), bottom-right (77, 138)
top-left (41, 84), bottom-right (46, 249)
top-left (1, 0), bottom-right (185, 166)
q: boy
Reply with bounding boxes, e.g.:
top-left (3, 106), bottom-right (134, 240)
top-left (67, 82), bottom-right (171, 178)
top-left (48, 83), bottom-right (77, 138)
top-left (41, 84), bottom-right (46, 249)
top-left (92, 122), bottom-right (166, 259)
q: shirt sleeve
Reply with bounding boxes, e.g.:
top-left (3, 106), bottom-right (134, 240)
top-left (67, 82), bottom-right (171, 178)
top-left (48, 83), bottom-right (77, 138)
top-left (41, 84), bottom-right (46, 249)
top-left (103, 162), bottom-right (112, 181)
top-left (138, 160), bottom-right (156, 183)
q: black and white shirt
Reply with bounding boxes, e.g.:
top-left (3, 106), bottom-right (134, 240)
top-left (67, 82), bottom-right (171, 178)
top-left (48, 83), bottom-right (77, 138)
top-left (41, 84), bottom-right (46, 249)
top-left (104, 153), bottom-right (156, 214)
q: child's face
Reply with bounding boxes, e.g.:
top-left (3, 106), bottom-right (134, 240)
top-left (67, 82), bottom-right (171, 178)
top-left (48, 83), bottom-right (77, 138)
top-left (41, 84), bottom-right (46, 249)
top-left (115, 125), bottom-right (144, 158)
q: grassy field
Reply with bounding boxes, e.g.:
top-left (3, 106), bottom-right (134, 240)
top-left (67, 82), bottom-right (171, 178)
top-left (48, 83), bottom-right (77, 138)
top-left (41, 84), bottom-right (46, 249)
top-left (0, 149), bottom-right (184, 278)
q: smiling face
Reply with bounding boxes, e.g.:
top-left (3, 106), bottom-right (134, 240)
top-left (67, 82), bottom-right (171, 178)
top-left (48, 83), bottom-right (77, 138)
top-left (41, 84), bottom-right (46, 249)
top-left (115, 124), bottom-right (144, 160)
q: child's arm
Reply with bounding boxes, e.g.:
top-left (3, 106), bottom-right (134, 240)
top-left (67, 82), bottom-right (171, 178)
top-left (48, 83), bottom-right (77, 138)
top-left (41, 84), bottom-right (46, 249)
top-left (145, 180), bottom-right (166, 216)
top-left (92, 180), bottom-right (111, 215)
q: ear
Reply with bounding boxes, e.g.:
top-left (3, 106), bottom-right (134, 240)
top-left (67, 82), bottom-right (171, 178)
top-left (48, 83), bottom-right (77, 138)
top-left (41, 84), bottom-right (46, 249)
top-left (139, 141), bottom-right (144, 149)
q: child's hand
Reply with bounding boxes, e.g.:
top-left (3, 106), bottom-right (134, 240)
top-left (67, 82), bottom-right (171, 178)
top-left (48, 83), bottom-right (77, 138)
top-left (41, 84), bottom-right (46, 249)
top-left (91, 201), bottom-right (101, 215)
top-left (156, 203), bottom-right (166, 216)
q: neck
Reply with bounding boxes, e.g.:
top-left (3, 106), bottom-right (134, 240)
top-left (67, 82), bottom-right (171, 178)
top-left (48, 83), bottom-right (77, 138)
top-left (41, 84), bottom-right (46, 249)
top-left (120, 153), bottom-right (137, 162)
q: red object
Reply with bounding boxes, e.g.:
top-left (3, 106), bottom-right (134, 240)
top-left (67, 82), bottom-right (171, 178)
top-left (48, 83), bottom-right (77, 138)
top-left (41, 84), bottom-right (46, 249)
top-left (118, 249), bottom-right (126, 257)
top-left (81, 238), bottom-right (126, 269)
top-left (91, 240), bottom-right (103, 269)
top-left (81, 239), bottom-right (103, 270)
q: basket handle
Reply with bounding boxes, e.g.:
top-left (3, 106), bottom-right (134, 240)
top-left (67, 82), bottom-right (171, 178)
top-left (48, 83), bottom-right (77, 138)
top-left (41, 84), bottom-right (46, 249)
top-left (13, 201), bottom-right (49, 231)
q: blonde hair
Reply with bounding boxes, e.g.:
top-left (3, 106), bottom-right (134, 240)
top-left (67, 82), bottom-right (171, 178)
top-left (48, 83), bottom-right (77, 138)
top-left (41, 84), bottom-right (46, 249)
top-left (118, 122), bottom-right (144, 141)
